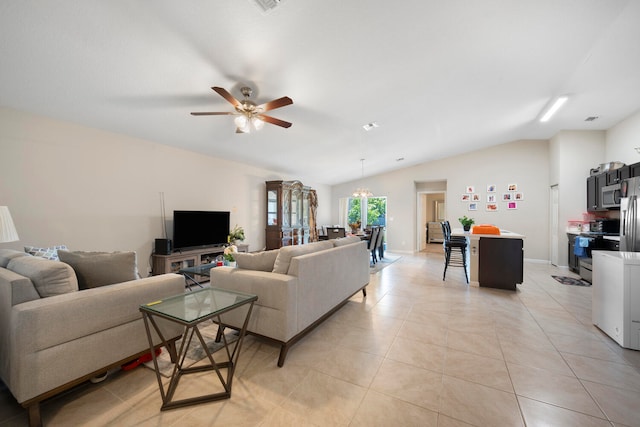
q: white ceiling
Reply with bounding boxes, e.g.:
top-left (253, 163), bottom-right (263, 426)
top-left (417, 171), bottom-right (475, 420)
top-left (1, 0), bottom-right (639, 185)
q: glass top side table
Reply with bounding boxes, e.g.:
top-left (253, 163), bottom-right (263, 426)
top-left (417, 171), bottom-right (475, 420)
top-left (140, 287), bottom-right (257, 410)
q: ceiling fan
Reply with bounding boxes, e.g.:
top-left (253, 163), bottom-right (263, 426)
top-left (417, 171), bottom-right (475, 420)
top-left (191, 86), bottom-right (293, 133)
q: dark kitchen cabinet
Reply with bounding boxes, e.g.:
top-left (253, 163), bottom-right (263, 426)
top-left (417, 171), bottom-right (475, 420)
top-left (630, 161), bottom-right (640, 178)
top-left (478, 237), bottom-right (523, 290)
top-left (587, 173), bottom-right (607, 212)
top-left (567, 233), bottom-right (580, 273)
top-left (606, 166), bottom-right (629, 185)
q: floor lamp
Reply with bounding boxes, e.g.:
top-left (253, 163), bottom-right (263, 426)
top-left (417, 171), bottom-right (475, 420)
top-left (0, 206), bottom-right (20, 243)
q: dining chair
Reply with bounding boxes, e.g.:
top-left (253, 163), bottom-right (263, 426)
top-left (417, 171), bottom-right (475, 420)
top-left (326, 227), bottom-right (346, 239)
top-left (367, 226), bottom-right (380, 264)
top-left (441, 221), bottom-right (469, 283)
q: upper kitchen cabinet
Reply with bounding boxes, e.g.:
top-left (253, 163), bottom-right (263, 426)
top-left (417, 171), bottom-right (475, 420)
top-left (587, 173), bottom-right (608, 212)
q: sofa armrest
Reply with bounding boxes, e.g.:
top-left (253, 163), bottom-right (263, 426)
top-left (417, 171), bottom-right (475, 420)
top-left (209, 267), bottom-right (299, 341)
top-left (11, 273), bottom-right (186, 356)
top-left (209, 267), bottom-right (297, 311)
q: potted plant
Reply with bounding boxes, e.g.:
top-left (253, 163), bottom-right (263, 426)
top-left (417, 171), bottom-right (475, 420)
top-left (227, 224), bottom-right (245, 245)
top-left (223, 245), bottom-right (238, 267)
top-left (459, 215), bottom-right (475, 231)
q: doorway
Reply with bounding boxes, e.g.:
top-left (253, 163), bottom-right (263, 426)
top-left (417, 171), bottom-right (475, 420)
top-left (418, 191), bottom-right (446, 251)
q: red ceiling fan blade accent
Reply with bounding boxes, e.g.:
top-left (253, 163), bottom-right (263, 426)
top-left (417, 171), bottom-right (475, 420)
top-left (190, 112), bottom-right (235, 116)
top-left (258, 96), bottom-right (293, 112)
top-left (212, 86), bottom-right (241, 108)
top-left (259, 114), bottom-right (292, 128)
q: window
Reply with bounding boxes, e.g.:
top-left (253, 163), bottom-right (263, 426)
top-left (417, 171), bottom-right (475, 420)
top-left (345, 196), bottom-right (387, 229)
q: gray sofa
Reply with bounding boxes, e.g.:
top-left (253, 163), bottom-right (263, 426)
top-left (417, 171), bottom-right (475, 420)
top-left (0, 249), bottom-right (185, 427)
top-left (209, 237), bottom-right (370, 366)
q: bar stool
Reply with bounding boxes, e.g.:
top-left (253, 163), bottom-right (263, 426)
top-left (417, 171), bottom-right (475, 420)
top-left (440, 221), bottom-right (469, 283)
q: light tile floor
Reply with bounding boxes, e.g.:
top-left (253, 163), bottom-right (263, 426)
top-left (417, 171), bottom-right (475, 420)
top-left (2, 249), bottom-right (640, 426)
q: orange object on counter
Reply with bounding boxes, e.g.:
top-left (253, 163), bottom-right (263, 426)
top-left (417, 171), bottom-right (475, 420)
top-left (471, 224), bottom-right (501, 235)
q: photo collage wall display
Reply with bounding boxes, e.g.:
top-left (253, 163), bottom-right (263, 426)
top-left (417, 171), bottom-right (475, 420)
top-left (461, 183), bottom-right (524, 211)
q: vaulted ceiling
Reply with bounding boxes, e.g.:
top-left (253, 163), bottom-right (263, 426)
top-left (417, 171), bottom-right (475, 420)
top-left (1, 1), bottom-right (639, 184)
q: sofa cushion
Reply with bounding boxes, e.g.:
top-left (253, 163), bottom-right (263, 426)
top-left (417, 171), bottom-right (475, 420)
top-left (24, 245), bottom-right (68, 261)
top-left (272, 241), bottom-right (334, 274)
top-left (58, 250), bottom-right (140, 290)
top-left (332, 236), bottom-right (363, 247)
top-left (235, 250), bottom-right (279, 272)
top-left (7, 256), bottom-right (78, 297)
top-left (0, 249), bottom-right (30, 268)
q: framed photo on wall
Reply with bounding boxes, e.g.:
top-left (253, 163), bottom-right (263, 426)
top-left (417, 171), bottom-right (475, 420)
top-left (508, 201), bottom-right (518, 210)
top-left (469, 203), bottom-right (478, 211)
top-left (486, 203), bottom-right (498, 211)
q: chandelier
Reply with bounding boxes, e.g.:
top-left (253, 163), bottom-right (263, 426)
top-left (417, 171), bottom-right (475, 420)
top-left (352, 159), bottom-right (373, 198)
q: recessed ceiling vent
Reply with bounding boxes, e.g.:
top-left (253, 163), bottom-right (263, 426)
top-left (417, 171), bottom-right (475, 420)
top-left (585, 116), bottom-right (599, 122)
top-left (253, 0), bottom-right (283, 12)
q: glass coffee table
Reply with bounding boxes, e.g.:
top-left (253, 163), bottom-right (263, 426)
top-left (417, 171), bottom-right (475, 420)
top-left (140, 287), bottom-right (257, 410)
top-left (178, 263), bottom-right (220, 290)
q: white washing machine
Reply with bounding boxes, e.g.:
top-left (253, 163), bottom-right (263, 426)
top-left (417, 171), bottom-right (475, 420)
top-left (592, 251), bottom-right (640, 350)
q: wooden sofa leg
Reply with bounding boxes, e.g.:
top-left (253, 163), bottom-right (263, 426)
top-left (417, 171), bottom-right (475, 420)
top-left (277, 344), bottom-right (290, 367)
top-left (27, 402), bottom-right (42, 427)
top-left (362, 287), bottom-right (367, 297)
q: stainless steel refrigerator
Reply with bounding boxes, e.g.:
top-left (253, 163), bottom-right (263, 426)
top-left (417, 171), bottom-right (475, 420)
top-left (620, 176), bottom-right (640, 252)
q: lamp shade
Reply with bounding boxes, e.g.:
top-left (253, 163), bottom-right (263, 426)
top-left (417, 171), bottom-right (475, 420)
top-left (0, 206), bottom-right (19, 243)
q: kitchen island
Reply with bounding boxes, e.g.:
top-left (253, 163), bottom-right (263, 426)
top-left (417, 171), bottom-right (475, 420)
top-left (451, 228), bottom-right (525, 290)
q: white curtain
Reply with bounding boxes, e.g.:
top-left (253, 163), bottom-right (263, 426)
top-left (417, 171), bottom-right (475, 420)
top-left (338, 197), bottom-right (349, 227)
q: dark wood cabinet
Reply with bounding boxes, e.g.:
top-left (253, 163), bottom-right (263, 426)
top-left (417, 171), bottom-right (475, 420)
top-left (630, 161), bottom-right (640, 178)
top-left (266, 180), bottom-right (317, 250)
top-left (587, 173), bottom-right (607, 212)
top-left (567, 233), bottom-right (580, 273)
top-left (478, 237), bottom-right (523, 290)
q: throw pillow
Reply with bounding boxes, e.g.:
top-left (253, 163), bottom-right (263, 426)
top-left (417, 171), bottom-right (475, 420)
top-left (272, 240), bottom-right (334, 274)
top-left (234, 250), bottom-right (279, 272)
top-left (24, 245), bottom-right (68, 261)
top-left (7, 256), bottom-right (78, 297)
top-left (58, 250), bottom-right (140, 290)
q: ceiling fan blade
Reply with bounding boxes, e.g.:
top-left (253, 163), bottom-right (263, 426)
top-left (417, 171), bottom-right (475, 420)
top-left (212, 87), bottom-right (241, 108)
top-left (258, 96), bottom-right (293, 112)
top-left (190, 112), bottom-right (235, 116)
top-left (258, 114), bottom-right (292, 128)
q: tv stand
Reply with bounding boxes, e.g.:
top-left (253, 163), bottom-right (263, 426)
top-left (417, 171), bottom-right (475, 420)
top-left (151, 244), bottom-right (249, 278)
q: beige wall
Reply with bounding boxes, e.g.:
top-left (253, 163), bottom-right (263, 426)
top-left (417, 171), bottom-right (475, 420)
top-left (0, 108), bottom-right (331, 275)
top-left (331, 139), bottom-right (551, 261)
top-left (549, 130), bottom-right (605, 267)
top-left (606, 108), bottom-right (640, 164)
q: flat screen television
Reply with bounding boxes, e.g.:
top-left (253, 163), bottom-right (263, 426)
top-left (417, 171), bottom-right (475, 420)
top-left (172, 210), bottom-right (230, 250)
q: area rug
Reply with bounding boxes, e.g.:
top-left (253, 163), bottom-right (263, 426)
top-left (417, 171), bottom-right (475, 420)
top-left (552, 275), bottom-right (591, 287)
top-left (143, 323), bottom-right (238, 378)
top-left (370, 254), bottom-right (401, 274)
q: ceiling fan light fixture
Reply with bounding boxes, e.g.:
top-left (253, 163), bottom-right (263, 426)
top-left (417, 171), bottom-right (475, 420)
top-left (253, 117), bottom-right (265, 130)
top-left (234, 115), bottom-right (248, 128)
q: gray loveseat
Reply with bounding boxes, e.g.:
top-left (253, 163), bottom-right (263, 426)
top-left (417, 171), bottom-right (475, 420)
top-left (0, 249), bottom-right (185, 427)
top-left (209, 237), bottom-right (370, 366)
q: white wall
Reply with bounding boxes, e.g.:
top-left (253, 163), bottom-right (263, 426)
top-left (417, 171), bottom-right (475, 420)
top-left (0, 108), bottom-right (331, 274)
top-left (549, 130), bottom-right (605, 267)
top-left (331, 140), bottom-right (550, 261)
top-left (606, 108), bottom-right (640, 164)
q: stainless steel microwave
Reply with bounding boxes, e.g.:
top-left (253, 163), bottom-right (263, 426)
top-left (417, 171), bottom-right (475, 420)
top-left (601, 183), bottom-right (621, 208)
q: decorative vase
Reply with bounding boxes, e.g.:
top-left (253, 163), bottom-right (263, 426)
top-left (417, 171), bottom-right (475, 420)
top-left (463, 225), bottom-right (471, 231)
top-left (226, 260), bottom-right (237, 267)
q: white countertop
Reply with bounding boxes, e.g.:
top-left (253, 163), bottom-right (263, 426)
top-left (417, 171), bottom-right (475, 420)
top-left (592, 250), bottom-right (640, 263)
top-left (451, 228), bottom-right (525, 239)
